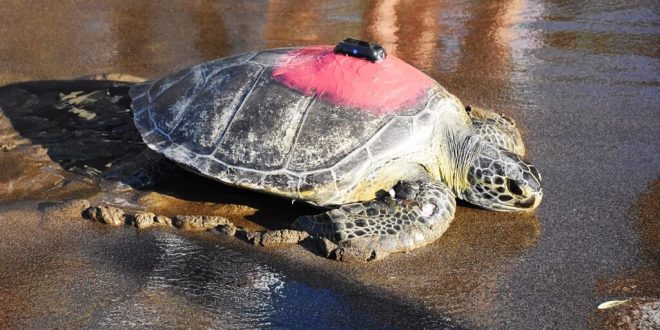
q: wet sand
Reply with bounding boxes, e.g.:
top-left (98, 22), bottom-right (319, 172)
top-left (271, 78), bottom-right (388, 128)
top-left (1, 0), bottom-right (659, 328)
top-left (592, 179), bottom-right (660, 328)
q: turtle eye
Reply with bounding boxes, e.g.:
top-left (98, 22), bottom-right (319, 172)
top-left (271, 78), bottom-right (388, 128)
top-left (507, 179), bottom-right (524, 195)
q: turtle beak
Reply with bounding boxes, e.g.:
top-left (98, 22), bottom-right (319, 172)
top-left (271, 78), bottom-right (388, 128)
top-left (514, 190), bottom-right (543, 210)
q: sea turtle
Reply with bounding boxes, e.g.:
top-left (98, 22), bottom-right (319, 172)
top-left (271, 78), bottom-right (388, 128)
top-left (125, 43), bottom-right (542, 260)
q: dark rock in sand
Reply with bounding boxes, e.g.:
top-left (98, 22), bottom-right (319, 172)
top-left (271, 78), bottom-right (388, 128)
top-left (217, 223), bottom-right (237, 236)
top-left (234, 229), bottom-right (262, 245)
top-left (259, 229), bottom-right (309, 247)
top-left (232, 229), bottom-right (308, 246)
top-left (83, 205), bottom-right (127, 226)
top-left (133, 212), bottom-right (155, 229)
top-left (0, 143), bottom-right (16, 151)
top-left (173, 215), bottom-right (230, 231)
top-left (154, 215), bottom-right (173, 227)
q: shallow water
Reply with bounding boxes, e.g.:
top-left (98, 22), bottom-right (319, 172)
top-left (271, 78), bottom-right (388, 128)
top-left (1, 0), bottom-right (659, 328)
top-left (1, 203), bottom-right (444, 329)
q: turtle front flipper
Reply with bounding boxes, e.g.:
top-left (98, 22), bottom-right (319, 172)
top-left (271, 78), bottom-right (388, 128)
top-left (466, 105), bottom-right (525, 156)
top-left (294, 180), bottom-right (456, 261)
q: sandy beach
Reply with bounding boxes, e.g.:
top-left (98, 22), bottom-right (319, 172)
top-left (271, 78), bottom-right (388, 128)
top-left (1, 0), bottom-right (658, 328)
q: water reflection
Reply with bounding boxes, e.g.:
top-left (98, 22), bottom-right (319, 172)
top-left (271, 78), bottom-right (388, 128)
top-left (434, 0), bottom-right (524, 108)
top-left (365, 0), bottom-right (401, 55)
top-left (14, 227), bottom-right (381, 329)
top-left (217, 0), bottom-right (268, 53)
top-left (189, 0), bottom-right (230, 61)
top-left (264, 0), bottom-right (322, 46)
top-left (110, 2), bottom-right (154, 74)
top-left (360, 0), bottom-right (529, 109)
top-left (96, 231), bottom-right (385, 328)
top-left (93, 232), bottom-right (289, 328)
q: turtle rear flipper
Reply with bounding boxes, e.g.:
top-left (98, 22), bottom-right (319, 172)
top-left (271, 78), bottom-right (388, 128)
top-left (294, 180), bottom-right (456, 262)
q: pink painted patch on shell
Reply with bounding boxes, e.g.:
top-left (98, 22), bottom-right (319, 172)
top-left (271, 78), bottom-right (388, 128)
top-left (272, 46), bottom-right (435, 115)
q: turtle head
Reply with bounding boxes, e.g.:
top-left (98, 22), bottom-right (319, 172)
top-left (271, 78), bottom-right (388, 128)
top-left (462, 143), bottom-right (542, 211)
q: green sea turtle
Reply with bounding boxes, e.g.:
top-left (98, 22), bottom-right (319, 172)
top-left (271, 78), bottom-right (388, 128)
top-left (125, 42), bottom-right (542, 260)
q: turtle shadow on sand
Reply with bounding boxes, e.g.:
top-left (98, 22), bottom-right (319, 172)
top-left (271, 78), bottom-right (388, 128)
top-left (0, 79), bottom-right (314, 230)
top-left (144, 171), bottom-right (320, 230)
top-left (0, 80), bottom-right (145, 176)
